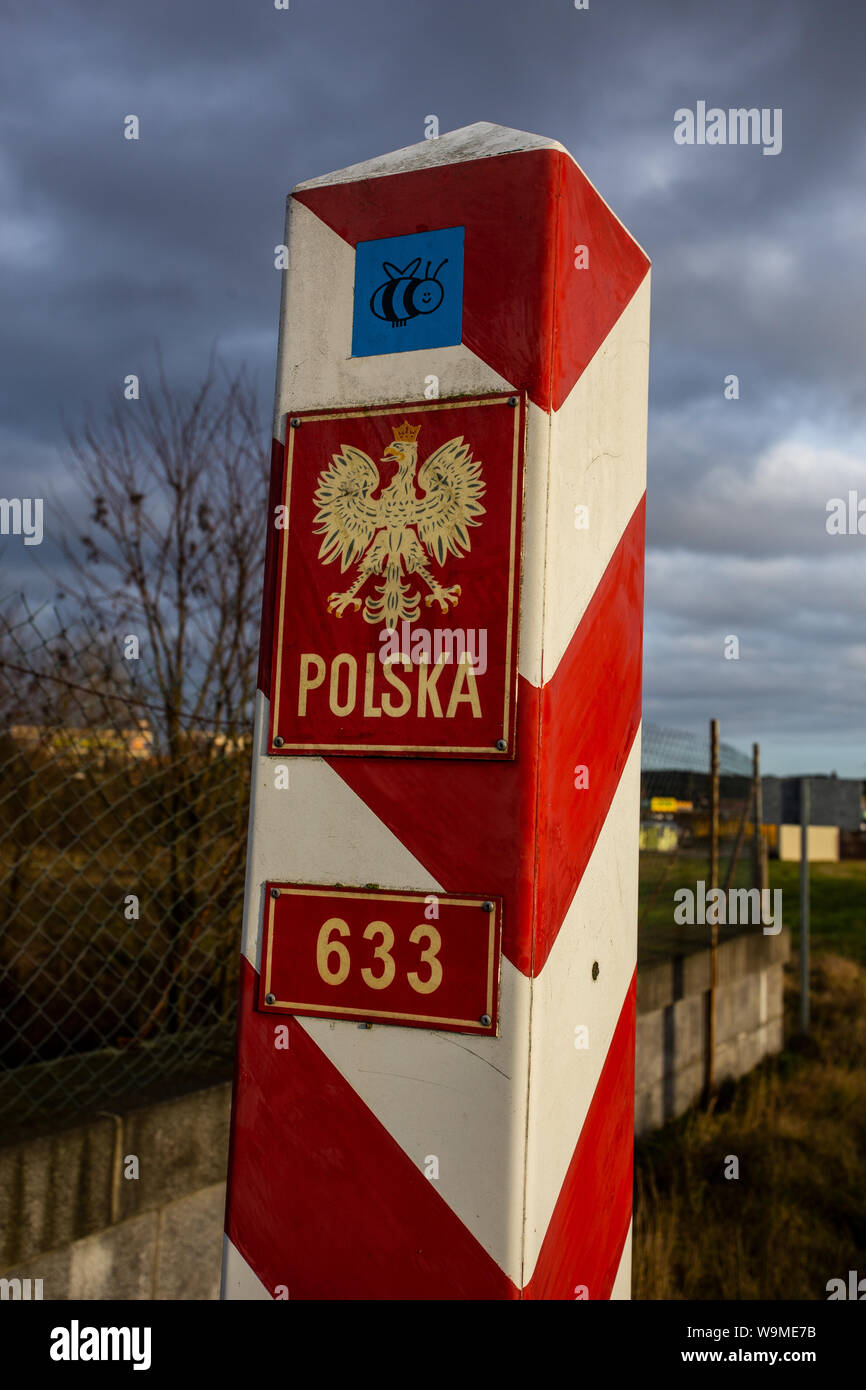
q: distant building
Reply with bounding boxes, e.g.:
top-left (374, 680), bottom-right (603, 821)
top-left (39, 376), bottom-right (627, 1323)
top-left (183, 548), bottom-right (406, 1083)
top-left (7, 721), bottom-right (247, 762)
top-left (763, 775), bottom-right (863, 862)
top-left (762, 775), bottom-right (862, 831)
top-left (9, 721), bottom-right (153, 761)
top-left (778, 825), bottom-right (840, 862)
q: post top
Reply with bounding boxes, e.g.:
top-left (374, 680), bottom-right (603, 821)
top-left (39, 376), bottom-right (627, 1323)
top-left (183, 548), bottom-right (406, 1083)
top-left (293, 121), bottom-right (568, 193)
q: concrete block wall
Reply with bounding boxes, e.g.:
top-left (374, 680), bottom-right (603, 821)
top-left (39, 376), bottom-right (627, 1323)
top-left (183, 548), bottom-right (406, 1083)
top-left (635, 928), bottom-right (789, 1136)
top-left (0, 1082), bottom-right (231, 1301)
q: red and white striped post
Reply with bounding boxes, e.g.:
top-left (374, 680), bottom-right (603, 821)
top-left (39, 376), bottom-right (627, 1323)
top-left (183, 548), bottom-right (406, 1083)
top-left (222, 121), bottom-right (650, 1300)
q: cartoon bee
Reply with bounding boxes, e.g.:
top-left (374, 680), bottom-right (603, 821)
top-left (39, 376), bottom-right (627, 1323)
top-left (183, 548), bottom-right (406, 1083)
top-left (370, 257), bottom-right (448, 327)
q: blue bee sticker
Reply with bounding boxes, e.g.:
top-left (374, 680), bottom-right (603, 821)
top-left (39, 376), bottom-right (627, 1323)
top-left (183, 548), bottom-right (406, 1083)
top-left (351, 226), bottom-right (464, 358)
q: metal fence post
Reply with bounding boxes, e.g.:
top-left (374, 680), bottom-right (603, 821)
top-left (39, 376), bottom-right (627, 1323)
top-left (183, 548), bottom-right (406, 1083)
top-left (800, 776), bottom-right (811, 1035)
top-left (752, 742), bottom-right (767, 895)
top-left (706, 717), bottom-right (720, 1096)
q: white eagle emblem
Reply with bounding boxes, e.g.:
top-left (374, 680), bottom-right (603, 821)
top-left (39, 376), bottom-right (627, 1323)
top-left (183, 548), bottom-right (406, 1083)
top-left (312, 420), bottom-right (485, 626)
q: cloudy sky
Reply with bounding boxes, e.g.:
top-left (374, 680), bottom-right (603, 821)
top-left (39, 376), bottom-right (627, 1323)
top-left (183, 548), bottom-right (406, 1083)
top-left (1, 0), bottom-right (863, 775)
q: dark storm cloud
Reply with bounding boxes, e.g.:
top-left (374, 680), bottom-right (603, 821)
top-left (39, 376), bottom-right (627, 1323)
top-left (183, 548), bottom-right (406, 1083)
top-left (0, 0), bottom-right (863, 771)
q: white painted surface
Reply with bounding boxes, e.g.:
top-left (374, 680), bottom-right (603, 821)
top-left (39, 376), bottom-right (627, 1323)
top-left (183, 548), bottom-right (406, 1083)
top-left (522, 733), bottom-right (641, 1279)
top-left (273, 199), bottom-right (511, 435)
top-left (220, 1234), bottom-right (272, 1300)
top-left (299, 961), bottom-right (530, 1281)
top-left (542, 274), bottom-right (650, 682)
top-left (294, 121), bottom-right (567, 191)
top-left (610, 1220), bottom-right (633, 1301)
top-left (241, 691), bottom-right (439, 972)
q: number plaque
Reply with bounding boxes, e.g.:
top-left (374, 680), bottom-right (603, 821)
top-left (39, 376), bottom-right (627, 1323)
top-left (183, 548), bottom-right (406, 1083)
top-left (258, 883), bottom-right (502, 1035)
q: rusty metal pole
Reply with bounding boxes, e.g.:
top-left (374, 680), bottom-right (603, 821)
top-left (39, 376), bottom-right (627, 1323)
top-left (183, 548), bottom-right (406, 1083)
top-left (800, 777), bottom-right (811, 1035)
top-left (706, 718), bottom-right (720, 1096)
top-left (710, 720), bottom-right (720, 890)
top-left (752, 742), bottom-right (767, 896)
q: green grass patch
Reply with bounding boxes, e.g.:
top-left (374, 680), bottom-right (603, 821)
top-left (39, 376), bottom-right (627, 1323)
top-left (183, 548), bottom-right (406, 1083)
top-left (769, 859), bottom-right (866, 966)
top-left (638, 851), bottom-right (866, 965)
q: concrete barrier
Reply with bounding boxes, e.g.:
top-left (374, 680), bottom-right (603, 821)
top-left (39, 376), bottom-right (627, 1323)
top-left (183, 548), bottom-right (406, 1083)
top-left (0, 1082), bottom-right (230, 1300)
top-left (635, 927), bottom-right (789, 1135)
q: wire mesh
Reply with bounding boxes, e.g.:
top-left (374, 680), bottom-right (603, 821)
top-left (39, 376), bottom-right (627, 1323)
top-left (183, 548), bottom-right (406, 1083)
top-left (0, 599), bottom-right (766, 1131)
top-left (0, 599), bottom-right (248, 1133)
top-left (639, 721), bottom-right (761, 958)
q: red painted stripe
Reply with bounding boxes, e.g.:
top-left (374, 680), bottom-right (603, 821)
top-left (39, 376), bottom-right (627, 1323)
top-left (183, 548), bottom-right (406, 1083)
top-left (533, 494), bottom-right (645, 972)
top-left (256, 435), bottom-right (286, 696)
top-left (225, 957), bottom-right (635, 1300)
top-left (524, 972), bottom-right (636, 1300)
top-left (328, 495), bottom-right (645, 977)
top-left (226, 956), bottom-right (519, 1300)
top-left (551, 159), bottom-right (650, 410)
top-left (294, 150), bottom-right (648, 412)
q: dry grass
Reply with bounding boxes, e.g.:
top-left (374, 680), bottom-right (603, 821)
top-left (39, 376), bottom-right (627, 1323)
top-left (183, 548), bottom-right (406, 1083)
top-left (633, 953), bottom-right (866, 1299)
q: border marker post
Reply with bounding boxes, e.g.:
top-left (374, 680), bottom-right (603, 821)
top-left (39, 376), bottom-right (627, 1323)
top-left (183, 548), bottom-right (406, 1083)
top-left (222, 122), bottom-right (650, 1300)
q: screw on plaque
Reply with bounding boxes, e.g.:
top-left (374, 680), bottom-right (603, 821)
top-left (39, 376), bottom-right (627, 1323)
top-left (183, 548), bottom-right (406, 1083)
top-left (480, 1014), bottom-right (492, 1027)
top-left (273, 735), bottom-right (284, 747)
top-left (290, 417), bottom-right (301, 427)
top-left (265, 993), bottom-right (276, 1005)
top-left (270, 887), bottom-right (280, 899)
top-left (482, 901), bottom-right (494, 913)
top-left (495, 739), bottom-right (507, 751)
top-left (508, 396), bottom-right (518, 407)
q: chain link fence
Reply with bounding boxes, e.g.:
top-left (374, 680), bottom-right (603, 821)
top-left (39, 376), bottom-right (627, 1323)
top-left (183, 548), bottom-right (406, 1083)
top-left (639, 721), bottom-right (763, 959)
top-left (0, 600), bottom-right (249, 1134)
top-left (1, 595), bottom-right (771, 1133)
